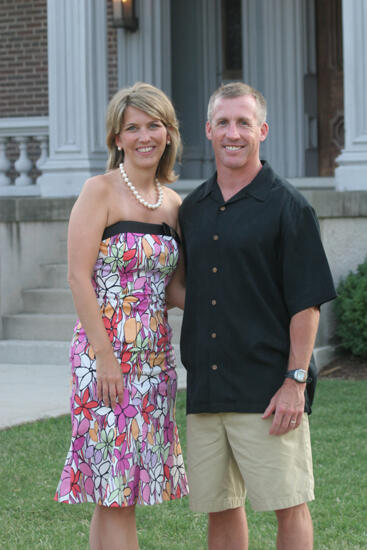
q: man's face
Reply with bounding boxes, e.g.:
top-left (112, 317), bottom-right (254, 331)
top-left (206, 95), bottom-right (268, 172)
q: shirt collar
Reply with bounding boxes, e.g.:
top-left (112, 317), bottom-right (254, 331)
top-left (196, 161), bottom-right (275, 203)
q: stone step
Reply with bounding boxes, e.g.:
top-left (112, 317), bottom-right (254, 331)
top-left (22, 288), bottom-right (75, 314)
top-left (0, 360), bottom-right (186, 430)
top-left (40, 263), bottom-right (68, 289)
top-left (56, 239), bottom-right (68, 258)
top-left (0, 339), bottom-right (70, 365)
top-left (3, 313), bottom-right (76, 341)
top-left (2, 311), bottom-right (183, 345)
top-left (0, 340), bottom-right (184, 369)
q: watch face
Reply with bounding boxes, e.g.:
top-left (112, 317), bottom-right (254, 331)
top-left (295, 370), bottom-right (306, 382)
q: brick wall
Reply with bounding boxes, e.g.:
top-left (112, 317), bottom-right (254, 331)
top-left (0, 1), bottom-right (118, 119)
top-left (0, 0), bottom-right (48, 117)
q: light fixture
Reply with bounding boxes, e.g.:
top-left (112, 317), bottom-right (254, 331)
top-left (112, 0), bottom-right (138, 32)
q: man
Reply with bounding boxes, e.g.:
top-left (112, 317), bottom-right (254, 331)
top-left (178, 82), bottom-right (336, 550)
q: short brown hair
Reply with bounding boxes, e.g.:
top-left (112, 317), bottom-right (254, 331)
top-left (106, 82), bottom-right (182, 183)
top-left (207, 82), bottom-right (267, 125)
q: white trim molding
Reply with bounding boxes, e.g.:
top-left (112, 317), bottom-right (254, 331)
top-left (335, 0), bottom-right (367, 190)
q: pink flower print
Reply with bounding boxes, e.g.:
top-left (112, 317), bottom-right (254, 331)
top-left (115, 388), bottom-right (138, 433)
top-left (158, 377), bottom-right (168, 396)
top-left (163, 415), bottom-right (174, 446)
top-left (58, 465), bottom-right (73, 497)
top-left (137, 295), bottom-right (150, 317)
top-left (70, 416), bottom-right (89, 467)
top-left (79, 462), bottom-right (94, 496)
top-left (74, 388), bottom-right (98, 421)
top-left (126, 232), bottom-right (136, 249)
top-left (134, 276), bottom-right (146, 291)
top-left (114, 441), bottom-right (132, 476)
top-left (118, 256), bottom-right (137, 287)
top-left (72, 416), bottom-right (90, 438)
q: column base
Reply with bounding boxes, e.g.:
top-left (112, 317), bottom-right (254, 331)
top-left (335, 150), bottom-right (367, 191)
top-left (335, 164), bottom-right (367, 191)
top-left (38, 158), bottom-right (107, 197)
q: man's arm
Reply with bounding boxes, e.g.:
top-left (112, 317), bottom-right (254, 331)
top-left (262, 306), bottom-right (320, 435)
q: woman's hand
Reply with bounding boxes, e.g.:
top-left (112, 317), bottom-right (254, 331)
top-left (96, 347), bottom-right (124, 409)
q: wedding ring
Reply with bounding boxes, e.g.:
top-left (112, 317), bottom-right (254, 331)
top-left (290, 419), bottom-right (296, 424)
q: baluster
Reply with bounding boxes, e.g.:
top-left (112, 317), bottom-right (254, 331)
top-left (36, 135), bottom-right (49, 170)
top-left (14, 136), bottom-right (33, 186)
top-left (0, 137), bottom-right (11, 186)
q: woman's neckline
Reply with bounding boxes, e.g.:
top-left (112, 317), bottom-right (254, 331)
top-left (101, 220), bottom-right (179, 242)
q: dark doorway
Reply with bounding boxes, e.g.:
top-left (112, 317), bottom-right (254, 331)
top-left (316, 0), bottom-right (344, 176)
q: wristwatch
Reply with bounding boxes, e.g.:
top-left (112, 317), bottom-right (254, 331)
top-left (285, 369), bottom-right (309, 383)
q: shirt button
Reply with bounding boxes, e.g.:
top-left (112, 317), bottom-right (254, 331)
top-left (211, 332), bottom-right (217, 339)
top-left (212, 267), bottom-right (218, 273)
top-left (213, 234), bottom-right (219, 241)
top-left (220, 206), bottom-right (226, 211)
top-left (211, 364), bottom-right (218, 371)
top-left (211, 299), bottom-right (217, 306)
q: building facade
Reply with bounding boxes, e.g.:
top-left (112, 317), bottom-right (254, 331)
top-left (1, 0), bottom-right (366, 195)
top-left (0, 0), bottom-right (367, 367)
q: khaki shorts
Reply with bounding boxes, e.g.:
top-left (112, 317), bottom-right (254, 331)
top-left (187, 412), bottom-right (314, 512)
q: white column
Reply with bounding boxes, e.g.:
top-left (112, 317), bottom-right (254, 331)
top-left (241, 0), bottom-right (314, 178)
top-left (335, 0), bottom-right (367, 190)
top-left (117, 0), bottom-right (171, 94)
top-left (38, 0), bottom-right (108, 197)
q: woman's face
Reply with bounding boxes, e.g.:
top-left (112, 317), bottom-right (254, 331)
top-left (115, 105), bottom-right (169, 173)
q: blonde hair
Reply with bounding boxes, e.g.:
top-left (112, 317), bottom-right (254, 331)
top-left (106, 82), bottom-right (182, 183)
top-left (207, 82), bottom-right (267, 125)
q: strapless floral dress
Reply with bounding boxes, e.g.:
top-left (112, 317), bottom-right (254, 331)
top-left (55, 221), bottom-right (189, 506)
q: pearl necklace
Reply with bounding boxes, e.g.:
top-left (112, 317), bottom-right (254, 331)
top-left (119, 163), bottom-right (163, 210)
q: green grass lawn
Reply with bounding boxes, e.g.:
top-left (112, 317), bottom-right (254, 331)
top-left (0, 380), bottom-right (366, 550)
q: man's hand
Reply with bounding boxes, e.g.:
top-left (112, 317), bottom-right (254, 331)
top-left (262, 378), bottom-right (306, 435)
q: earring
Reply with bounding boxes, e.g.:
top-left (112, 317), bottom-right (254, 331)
top-left (117, 146), bottom-right (122, 151)
top-left (166, 140), bottom-right (171, 146)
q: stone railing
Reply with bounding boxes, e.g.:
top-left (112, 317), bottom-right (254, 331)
top-left (0, 117), bottom-right (49, 196)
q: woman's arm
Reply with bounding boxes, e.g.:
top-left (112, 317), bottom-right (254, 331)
top-left (68, 177), bottom-right (124, 409)
top-left (166, 249), bottom-right (186, 309)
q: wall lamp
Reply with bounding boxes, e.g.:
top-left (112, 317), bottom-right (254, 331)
top-left (112, 0), bottom-right (138, 32)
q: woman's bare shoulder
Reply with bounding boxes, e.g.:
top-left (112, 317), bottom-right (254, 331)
top-left (81, 172), bottom-right (115, 198)
top-left (163, 185), bottom-right (182, 208)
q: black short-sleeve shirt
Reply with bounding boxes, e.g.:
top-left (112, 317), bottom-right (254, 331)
top-left (179, 162), bottom-right (336, 414)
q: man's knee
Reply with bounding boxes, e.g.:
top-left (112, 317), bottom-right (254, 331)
top-left (209, 506), bottom-right (245, 523)
top-left (275, 502), bottom-right (311, 524)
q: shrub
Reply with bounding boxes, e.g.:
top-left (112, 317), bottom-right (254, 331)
top-left (335, 257), bottom-right (367, 359)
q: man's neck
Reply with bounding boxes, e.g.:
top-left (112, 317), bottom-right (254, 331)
top-left (217, 160), bottom-right (263, 202)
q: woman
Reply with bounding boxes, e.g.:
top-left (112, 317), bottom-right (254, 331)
top-left (55, 82), bottom-right (189, 549)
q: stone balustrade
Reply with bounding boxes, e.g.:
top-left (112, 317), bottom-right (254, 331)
top-left (0, 117), bottom-right (49, 196)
